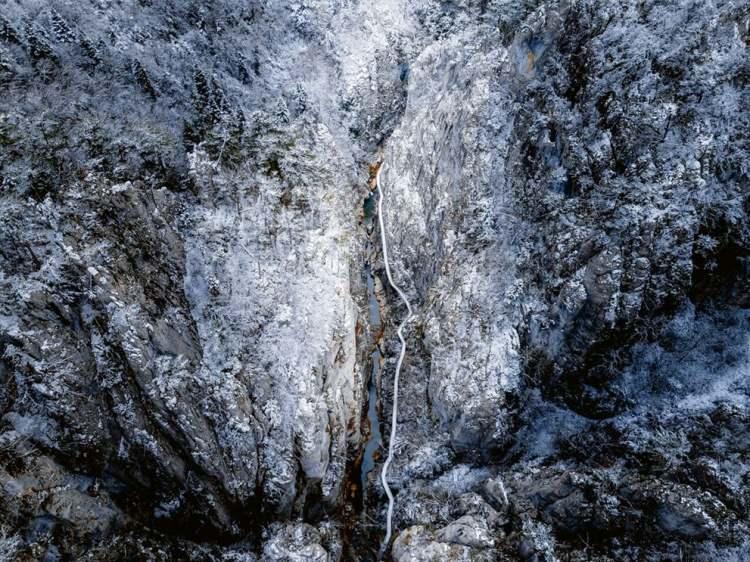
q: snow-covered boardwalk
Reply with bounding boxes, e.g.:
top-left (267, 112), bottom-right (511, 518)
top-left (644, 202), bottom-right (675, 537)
top-left (376, 163), bottom-right (414, 556)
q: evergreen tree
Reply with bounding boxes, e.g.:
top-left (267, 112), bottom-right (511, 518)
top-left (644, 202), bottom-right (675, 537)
top-left (236, 59), bottom-right (252, 85)
top-left (0, 47), bottom-right (13, 81)
top-left (216, 109), bottom-right (246, 167)
top-left (79, 36), bottom-right (102, 66)
top-left (209, 76), bottom-right (230, 123)
top-left (293, 84), bottom-right (307, 117)
top-left (0, 17), bottom-right (20, 45)
top-left (24, 20), bottom-right (57, 63)
top-left (50, 10), bottom-right (75, 44)
top-left (133, 59), bottom-right (157, 98)
top-left (275, 97), bottom-right (290, 125)
top-left (192, 69), bottom-right (211, 114)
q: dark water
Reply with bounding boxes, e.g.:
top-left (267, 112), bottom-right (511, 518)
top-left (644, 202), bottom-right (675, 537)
top-left (360, 189), bottom-right (383, 491)
top-left (360, 265), bottom-right (383, 490)
top-left (363, 189), bottom-right (377, 221)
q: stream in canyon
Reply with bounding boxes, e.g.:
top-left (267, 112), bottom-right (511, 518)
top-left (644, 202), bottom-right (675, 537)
top-left (359, 190), bottom-right (384, 496)
top-left (360, 268), bottom-right (383, 492)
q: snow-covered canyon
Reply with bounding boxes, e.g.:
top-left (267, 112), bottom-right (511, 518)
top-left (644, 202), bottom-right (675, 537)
top-left (0, 1), bottom-right (749, 560)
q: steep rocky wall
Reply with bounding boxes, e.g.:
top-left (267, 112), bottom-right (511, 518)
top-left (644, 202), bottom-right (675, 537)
top-left (0, 1), bottom-right (417, 558)
top-left (379, 24), bottom-right (524, 453)
top-left (376, 1), bottom-right (750, 561)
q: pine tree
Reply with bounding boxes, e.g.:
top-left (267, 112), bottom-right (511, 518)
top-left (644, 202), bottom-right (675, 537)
top-left (133, 60), bottom-right (157, 99)
top-left (186, 69), bottom-right (219, 148)
top-left (294, 84), bottom-right (307, 116)
top-left (237, 59), bottom-right (252, 85)
top-left (24, 20), bottom-right (57, 63)
top-left (0, 47), bottom-right (13, 81)
top-left (79, 36), bottom-right (102, 66)
top-left (0, 17), bottom-right (20, 45)
top-left (275, 97), bottom-right (290, 125)
top-left (209, 77), bottom-right (229, 123)
top-left (192, 69), bottom-right (211, 113)
top-left (50, 10), bottom-right (75, 44)
top-left (216, 109), bottom-right (246, 167)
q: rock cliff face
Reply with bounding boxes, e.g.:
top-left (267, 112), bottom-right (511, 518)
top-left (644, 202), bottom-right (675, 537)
top-left (0, 0), bottom-right (748, 560)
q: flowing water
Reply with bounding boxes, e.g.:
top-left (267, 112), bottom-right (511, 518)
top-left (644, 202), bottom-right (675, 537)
top-left (360, 190), bottom-right (384, 492)
top-left (361, 269), bottom-right (383, 490)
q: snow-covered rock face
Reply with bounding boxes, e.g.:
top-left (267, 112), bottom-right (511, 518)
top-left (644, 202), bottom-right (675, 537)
top-left (381, 26), bottom-right (523, 452)
top-left (1, 0), bottom-right (749, 560)
top-left (182, 123), bottom-right (362, 518)
top-left (0, 0), bottom-right (415, 556)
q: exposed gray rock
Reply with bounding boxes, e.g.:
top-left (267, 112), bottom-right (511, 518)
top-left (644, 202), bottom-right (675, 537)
top-left (262, 522), bottom-right (338, 562)
top-left (436, 515), bottom-right (495, 549)
top-left (392, 524), bottom-right (495, 562)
